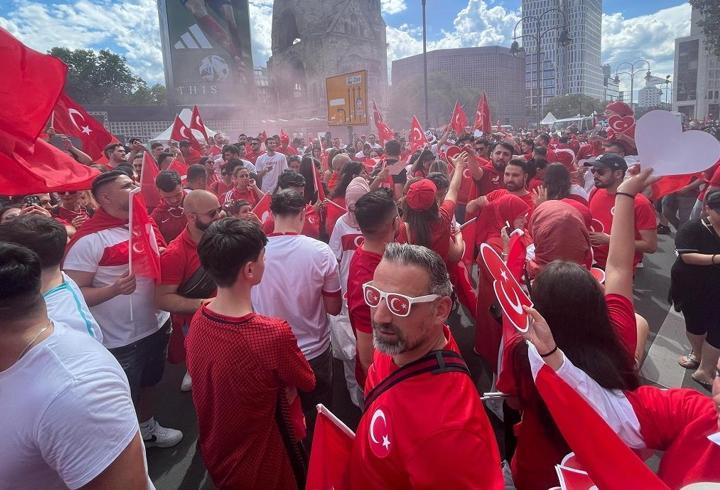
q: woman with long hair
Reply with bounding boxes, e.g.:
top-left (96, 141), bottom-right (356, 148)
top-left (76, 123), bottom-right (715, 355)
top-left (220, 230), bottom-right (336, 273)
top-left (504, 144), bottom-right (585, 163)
top-left (533, 163), bottom-right (591, 226)
top-left (409, 149), bottom-right (435, 178)
top-left (326, 162), bottom-right (366, 236)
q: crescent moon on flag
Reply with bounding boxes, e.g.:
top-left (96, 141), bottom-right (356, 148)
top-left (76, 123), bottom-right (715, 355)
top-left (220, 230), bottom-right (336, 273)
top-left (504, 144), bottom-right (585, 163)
top-left (68, 108), bottom-right (86, 131)
top-left (369, 408), bottom-right (387, 444)
top-left (411, 127), bottom-right (423, 142)
top-left (180, 126), bottom-right (189, 139)
top-left (498, 278), bottom-right (524, 315)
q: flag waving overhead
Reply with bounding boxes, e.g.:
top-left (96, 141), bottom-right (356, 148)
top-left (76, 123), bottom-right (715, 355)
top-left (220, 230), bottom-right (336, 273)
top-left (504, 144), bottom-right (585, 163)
top-left (140, 152), bottom-right (161, 209)
top-left (408, 116), bottom-right (428, 153)
top-left (190, 105), bottom-right (210, 144)
top-left (372, 100), bottom-right (394, 144)
top-left (474, 93), bottom-right (491, 134)
top-left (0, 27), bottom-right (67, 144)
top-left (170, 115), bottom-right (201, 150)
top-left (450, 101), bottom-right (468, 135)
top-left (53, 93), bottom-right (116, 160)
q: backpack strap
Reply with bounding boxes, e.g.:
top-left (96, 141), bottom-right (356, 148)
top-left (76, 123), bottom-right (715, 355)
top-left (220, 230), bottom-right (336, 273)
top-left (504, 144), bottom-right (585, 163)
top-left (363, 350), bottom-right (470, 413)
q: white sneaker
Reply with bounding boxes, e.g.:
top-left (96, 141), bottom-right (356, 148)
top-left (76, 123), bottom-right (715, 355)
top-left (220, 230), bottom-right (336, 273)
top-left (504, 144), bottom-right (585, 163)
top-left (180, 371), bottom-right (192, 392)
top-left (141, 419), bottom-right (183, 448)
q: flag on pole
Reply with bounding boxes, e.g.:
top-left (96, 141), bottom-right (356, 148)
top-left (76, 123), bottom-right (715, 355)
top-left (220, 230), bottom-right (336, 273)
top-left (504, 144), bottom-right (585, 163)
top-left (170, 115), bottom-right (201, 151)
top-left (190, 105), bottom-right (210, 144)
top-left (53, 93), bottom-right (116, 160)
top-left (140, 152), bottom-right (161, 209)
top-left (372, 100), bottom-right (394, 144)
top-left (251, 193), bottom-right (272, 224)
top-left (307, 404), bottom-right (355, 489)
top-left (450, 101), bottom-right (468, 135)
top-left (167, 158), bottom-right (189, 178)
top-left (473, 93), bottom-right (491, 134)
top-left (128, 189), bottom-right (162, 282)
top-left (408, 116), bottom-right (428, 153)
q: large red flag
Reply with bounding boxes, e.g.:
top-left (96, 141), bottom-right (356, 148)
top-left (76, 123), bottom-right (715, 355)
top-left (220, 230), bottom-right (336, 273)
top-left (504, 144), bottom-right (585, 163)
top-left (53, 93), bottom-right (116, 160)
top-left (170, 115), bottom-right (201, 150)
top-left (474, 93), bottom-right (491, 134)
top-left (372, 100), bottom-right (394, 144)
top-left (307, 404), bottom-right (355, 490)
top-left (408, 115), bottom-right (428, 153)
top-left (651, 174), bottom-right (699, 201)
top-left (251, 193), bottom-right (272, 224)
top-left (450, 101), bottom-right (468, 135)
top-left (0, 138), bottom-right (100, 195)
top-left (533, 363), bottom-right (667, 489)
top-left (140, 152), bottom-right (161, 209)
top-left (190, 105), bottom-right (210, 144)
top-left (128, 189), bottom-right (161, 282)
top-left (167, 158), bottom-right (189, 178)
top-left (0, 27), bottom-right (67, 144)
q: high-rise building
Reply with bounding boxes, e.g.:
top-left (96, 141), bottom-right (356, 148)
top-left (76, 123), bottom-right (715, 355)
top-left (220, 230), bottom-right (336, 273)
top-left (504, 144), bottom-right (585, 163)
top-left (673, 7), bottom-right (720, 120)
top-left (521, 0), bottom-right (603, 118)
top-left (638, 85), bottom-right (663, 108)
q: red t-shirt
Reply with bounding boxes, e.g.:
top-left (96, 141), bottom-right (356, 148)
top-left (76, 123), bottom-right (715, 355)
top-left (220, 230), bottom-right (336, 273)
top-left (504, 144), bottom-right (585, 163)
top-left (626, 387), bottom-right (720, 489)
top-left (474, 163), bottom-right (504, 197)
top-left (346, 245), bottom-right (383, 388)
top-left (209, 179), bottom-right (233, 198)
top-left (562, 196), bottom-right (592, 228)
top-left (279, 145), bottom-right (298, 156)
top-left (220, 187), bottom-right (258, 207)
top-left (487, 189), bottom-right (535, 215)
top-left (151, 200), bottom-right (187, 243)
top-left (348, 326), bottom-right (504, 489)
top-left (186, 306), bottom-right (315, 489)
top-left (588, 189), bottom-right (656, 267)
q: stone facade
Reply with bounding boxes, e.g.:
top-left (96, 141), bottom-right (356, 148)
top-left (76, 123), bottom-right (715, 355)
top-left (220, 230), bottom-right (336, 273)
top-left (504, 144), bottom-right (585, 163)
top-left (267, 0), bottom-right (388, 122)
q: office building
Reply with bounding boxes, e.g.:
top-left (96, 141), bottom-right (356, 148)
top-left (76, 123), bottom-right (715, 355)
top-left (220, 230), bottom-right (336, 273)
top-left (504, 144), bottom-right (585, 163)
top-left (638, 85), bottom-right (663, 108)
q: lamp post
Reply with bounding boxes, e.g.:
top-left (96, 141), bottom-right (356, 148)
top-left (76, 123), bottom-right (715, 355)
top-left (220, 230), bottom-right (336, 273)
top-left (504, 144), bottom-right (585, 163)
top-left (612, 59), bottom-right (652, 109)
top-left (510, 8), bottom-right (571, 126)
top-left (664, 75), bottom-right (672, 106)
top-left (421, 0), bottom-right (429, 128)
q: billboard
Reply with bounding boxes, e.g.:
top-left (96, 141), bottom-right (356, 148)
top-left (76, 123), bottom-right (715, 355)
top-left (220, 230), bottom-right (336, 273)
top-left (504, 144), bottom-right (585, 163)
top-left (157, 0), bottom-right (254, 105)
top-left (326, 70), bottom-right (368, 126)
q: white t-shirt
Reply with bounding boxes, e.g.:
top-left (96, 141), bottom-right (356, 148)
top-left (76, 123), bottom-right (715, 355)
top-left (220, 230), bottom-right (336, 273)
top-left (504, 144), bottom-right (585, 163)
top-left (328, 213), bottom-right (363, 294)
top-left (63, 227), bottom-right (170, 349)
top-left (251, 234), bottom-right (341, 360)
top-left (43, 272), bottom-right (103, 343)
top-left (255, 152), bottom-right (288, 193)
top-left (0, 323), bottom-right (153, 489)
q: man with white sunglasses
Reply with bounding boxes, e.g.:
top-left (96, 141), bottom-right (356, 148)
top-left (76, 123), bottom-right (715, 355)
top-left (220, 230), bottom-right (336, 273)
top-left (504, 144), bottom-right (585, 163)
top-left (347, 243), bottom-right (503, 488)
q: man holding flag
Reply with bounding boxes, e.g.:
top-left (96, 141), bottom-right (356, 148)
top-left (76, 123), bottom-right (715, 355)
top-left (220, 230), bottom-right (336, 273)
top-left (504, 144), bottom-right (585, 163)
top-left (64, 171), bottom-right (183, 449)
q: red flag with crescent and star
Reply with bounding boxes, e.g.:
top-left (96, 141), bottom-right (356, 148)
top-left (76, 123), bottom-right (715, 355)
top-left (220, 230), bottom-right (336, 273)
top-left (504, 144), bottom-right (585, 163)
top-left (474, 93), bottom-right (491, 134)
top-left (307, 404), bottom-right (355, 489)
top-left (170, 115), bottom-right (202, 151)
top-left (372, 100), bottom-right (395, 145)
top-left (52, 93), bottom-right (116, 161)
top-left (450, 101), bottom-right (468, 135)
top-left (408, 116), bottom-right (428, 153)
top-left (139, 152), bottom-right (161, 209)
top-left (128, 189), bottom-right (161, 282)
top-left (190, 105), bottom-right (210, 144)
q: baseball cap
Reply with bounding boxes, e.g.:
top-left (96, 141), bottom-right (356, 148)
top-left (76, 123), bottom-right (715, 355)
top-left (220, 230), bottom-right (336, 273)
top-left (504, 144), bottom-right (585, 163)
top-left (584, 153), bottom-right (628, 171)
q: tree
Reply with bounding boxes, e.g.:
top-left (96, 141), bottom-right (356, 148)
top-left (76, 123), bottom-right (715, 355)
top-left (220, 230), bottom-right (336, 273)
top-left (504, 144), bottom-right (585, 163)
top-left (49, 47), bottom-right (166, 105)
top-left (690, 0), bottom-right (720, 58)
top-left (543, 94), bottom-right (606, 119)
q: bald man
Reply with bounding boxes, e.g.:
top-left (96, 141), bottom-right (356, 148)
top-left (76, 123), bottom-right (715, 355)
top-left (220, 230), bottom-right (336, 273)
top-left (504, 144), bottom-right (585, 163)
top-left (155, 190), bottom-right (225, 391)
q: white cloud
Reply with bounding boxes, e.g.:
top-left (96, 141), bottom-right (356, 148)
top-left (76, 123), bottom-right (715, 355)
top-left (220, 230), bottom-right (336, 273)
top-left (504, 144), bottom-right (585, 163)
top-left (381, 0), bottom-right (407, 15)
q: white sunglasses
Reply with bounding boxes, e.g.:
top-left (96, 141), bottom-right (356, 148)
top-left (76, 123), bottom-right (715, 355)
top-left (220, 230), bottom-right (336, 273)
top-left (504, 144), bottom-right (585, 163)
top-left (362, 282), bottom-right (440, 317)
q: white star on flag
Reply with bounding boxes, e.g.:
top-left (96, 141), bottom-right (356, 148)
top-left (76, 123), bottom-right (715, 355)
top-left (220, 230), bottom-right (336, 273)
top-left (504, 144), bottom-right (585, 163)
top-left (81, 125), bottom-right (92, 135)
top-left (382, 435), bottom-right (391, 450)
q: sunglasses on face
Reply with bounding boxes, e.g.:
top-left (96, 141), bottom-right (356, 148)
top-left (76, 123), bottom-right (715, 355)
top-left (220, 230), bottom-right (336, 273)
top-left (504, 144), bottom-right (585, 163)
top-left (590, 167), bottom-right (609, 175)
top-left (362, 282), bottom-right (440, 317)
top-left (199, 207), bottom-right (223, 219)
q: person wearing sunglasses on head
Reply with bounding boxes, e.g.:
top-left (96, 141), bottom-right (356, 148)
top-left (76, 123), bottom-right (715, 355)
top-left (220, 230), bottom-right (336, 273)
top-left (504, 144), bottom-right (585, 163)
top-left (348, 243), bottom-right (503, 489)
top-left (156, 190), bottom-right (224, 393)
top-left (587, 153), bottom-right (657, 269)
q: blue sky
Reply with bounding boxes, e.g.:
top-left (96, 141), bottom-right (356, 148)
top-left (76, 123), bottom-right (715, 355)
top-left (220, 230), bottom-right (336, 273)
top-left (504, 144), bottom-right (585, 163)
top-left (0, 0), bottom-right (691, 97)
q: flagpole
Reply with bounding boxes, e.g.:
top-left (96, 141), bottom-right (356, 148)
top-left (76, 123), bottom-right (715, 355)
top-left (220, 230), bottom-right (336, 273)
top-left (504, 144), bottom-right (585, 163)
top-left (127, 188), bottom-right (138, 322)
top-left (316, 403), bottom-right (356, 438)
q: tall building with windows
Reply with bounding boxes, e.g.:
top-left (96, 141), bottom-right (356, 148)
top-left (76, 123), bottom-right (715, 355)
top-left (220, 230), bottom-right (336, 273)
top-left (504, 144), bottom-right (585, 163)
top-left (673, 7), bottom-right (720, 120)
top-left (521, 0), bottom-right (603, 118)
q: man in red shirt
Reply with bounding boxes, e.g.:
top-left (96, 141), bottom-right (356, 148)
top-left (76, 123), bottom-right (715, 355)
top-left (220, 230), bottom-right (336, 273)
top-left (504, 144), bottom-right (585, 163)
top-left (467, 158), bottom-right (535, 215)
top-left (244, 137), bottom-right (264, 164)
top-left (588, 153), bottom-right (657, 268)
top-left (151, 170), bottom-right (187, 243)
top-left (347, 189), bottom-right (400, 388)
top-left (179, 140), bottom-right (203, 165)
top-left (187, 218), bottom-right (315, 489)
top-left (155, 190), bottom-right (224, 391)
top-left (472, 141), bottom-right (513, 196)
top-left (348, 243), bottom-right (503, 488)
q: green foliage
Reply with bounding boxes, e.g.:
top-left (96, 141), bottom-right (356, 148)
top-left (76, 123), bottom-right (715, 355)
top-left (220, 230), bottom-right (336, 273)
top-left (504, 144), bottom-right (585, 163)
top-left (690, 0), bottom-right (720, 58)
top-left (543, 94), bottom-right (606, 119)
top-left (49, 47), bottom-right (166, 105)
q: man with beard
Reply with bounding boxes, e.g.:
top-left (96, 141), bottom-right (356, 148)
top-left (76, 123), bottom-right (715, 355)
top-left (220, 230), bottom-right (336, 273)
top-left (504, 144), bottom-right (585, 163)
top-left (588, 153), bottom-right (657, 268)
top-left (471, 141), bottom-right (513, 197)
top-left (156, 190), bottom-right (224, 392)
top-left (348, 243), bottom-right (503, 488)
top-left (466, 158), bottom-right (534, 215)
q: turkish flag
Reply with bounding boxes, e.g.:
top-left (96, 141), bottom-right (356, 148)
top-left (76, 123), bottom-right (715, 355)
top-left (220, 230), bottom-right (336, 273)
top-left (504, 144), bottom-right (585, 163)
top-left (324, 199), bottom-right (346, 236)
top-left (460, 217), bottom-right (477, 267)
top-left (408, 115), bottom-right (428, 153)
top-left (474, 93), bottom-right (491, 134)
top-left (651, 174), bottom-right (698, 201)
top-left (167, 158), bottom-right (188, 178)
top-left (53, 93), bottom-right (116, 160)
top-left (0, 27), bottom-right (67, 144)
top-left (140, 152), bottom-right (161, 209)
top-left (190, 105), bottom-right (209, 144)
top-left (128, 189), bottom-right (162, 282)
top-left (0, 138), bottom-right (100, 195)
top-left (450, 101), bottom-right (468, 135)
top-left (307, 404), bottom-right (355, 490)
top-left (372, 100), bottom-right (394, 144)
top-left (170, 115), bottom-right (201, 150)
top-left (533, 364), bottom-right (667, 489)
top-left (555, 465), bottom-right (597, 490)
top-left (252, 193), bottom-right (272, 224)
top-left (506, 231), bottom-right (527, 282)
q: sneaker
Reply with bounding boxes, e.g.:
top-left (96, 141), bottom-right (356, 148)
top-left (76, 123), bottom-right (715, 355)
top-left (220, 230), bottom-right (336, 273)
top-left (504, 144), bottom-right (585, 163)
top-left (141, 419), bottom-right (183, 448)
top-left (657, 224), bottom-right (672, 235)
top-left (180, 371), bottom-right (192, 392)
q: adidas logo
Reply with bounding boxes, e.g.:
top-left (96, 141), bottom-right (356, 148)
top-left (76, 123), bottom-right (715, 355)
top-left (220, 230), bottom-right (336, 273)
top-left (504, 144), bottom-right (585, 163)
top-left (174, 24), bottom-right (212, 50)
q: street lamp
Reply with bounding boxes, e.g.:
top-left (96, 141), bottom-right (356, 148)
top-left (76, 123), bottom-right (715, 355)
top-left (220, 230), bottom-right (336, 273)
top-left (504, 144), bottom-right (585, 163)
top-left (511, 9), bottom-right (572, 126)
top-left (421, 0), bottom-right (429, 128)
top-left (612, 59), bottom-right (652, 109)
top-left (664, 75), bottom-right (672, 106)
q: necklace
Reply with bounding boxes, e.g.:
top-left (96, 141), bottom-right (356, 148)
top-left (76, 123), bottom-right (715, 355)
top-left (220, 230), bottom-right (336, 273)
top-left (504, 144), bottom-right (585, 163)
top-left (15, 322), bottom-right (51, 365)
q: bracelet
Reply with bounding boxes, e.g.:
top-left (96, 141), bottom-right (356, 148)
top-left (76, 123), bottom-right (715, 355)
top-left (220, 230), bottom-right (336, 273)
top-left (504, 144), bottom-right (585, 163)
top-left (616, 192), bottom-right (635, 199)
top-left (539, 345), bottom-right (558, 358)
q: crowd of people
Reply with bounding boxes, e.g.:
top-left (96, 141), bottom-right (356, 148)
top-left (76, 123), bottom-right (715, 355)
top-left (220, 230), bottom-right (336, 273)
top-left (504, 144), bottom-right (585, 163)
top-left (2, 98), bottom-right (720, 490)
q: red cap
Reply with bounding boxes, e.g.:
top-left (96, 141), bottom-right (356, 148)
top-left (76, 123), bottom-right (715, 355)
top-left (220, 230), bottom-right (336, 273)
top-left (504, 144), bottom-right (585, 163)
top-left (406, 179), bottom-right (437, 211)
top-left (605, 101), bottom-right (633, 117)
